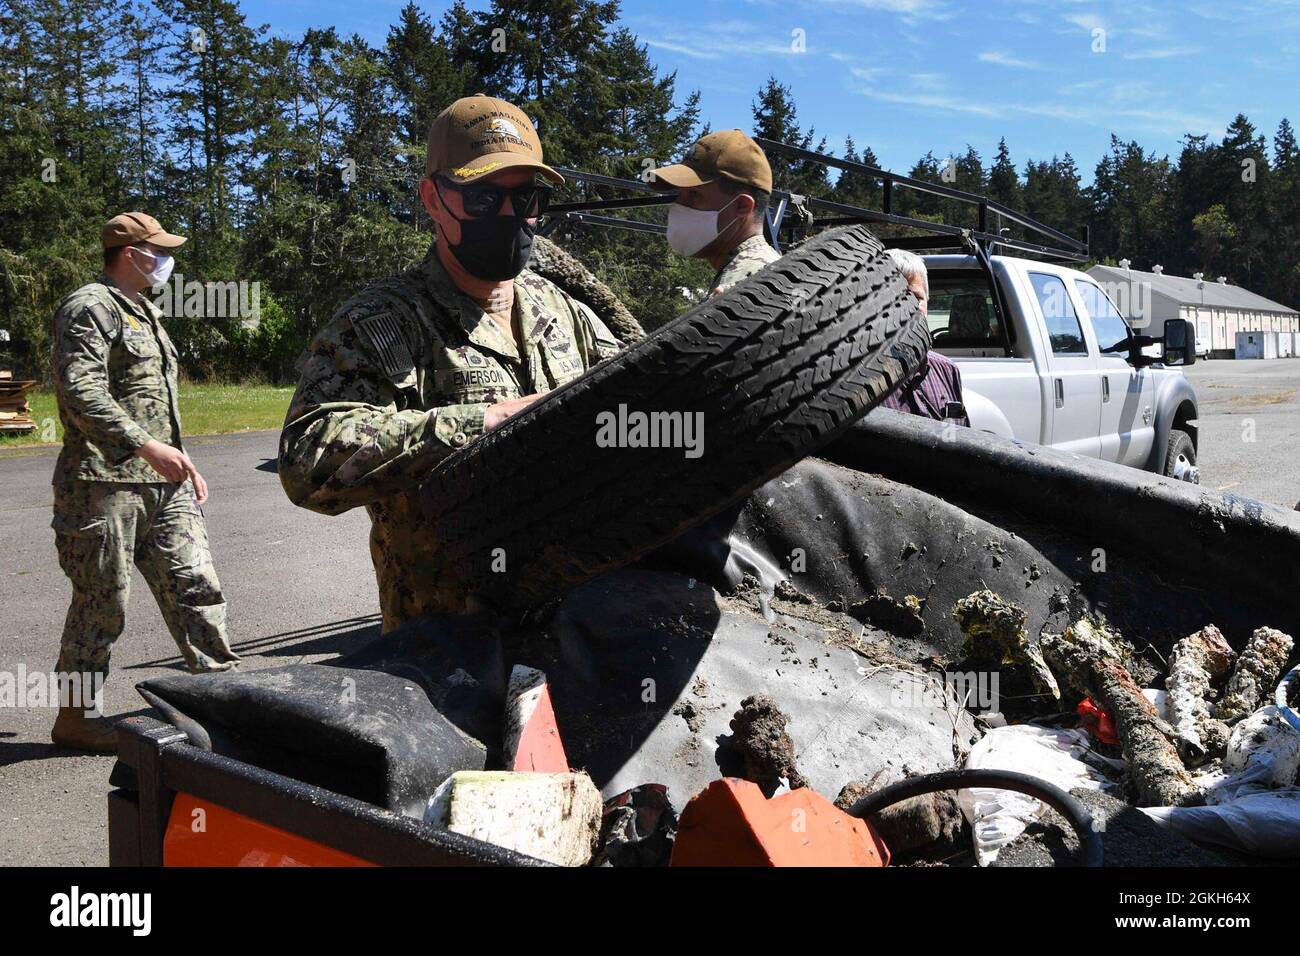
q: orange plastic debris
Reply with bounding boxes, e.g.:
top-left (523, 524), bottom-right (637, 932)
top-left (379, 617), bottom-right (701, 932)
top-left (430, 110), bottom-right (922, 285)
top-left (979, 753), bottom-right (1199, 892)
top-left (670, 778), bottom-right (890, 867)
top-left (1077, 697), bottom-right (1119, 745)
top-left (503, 665), bottom-right (570, 773)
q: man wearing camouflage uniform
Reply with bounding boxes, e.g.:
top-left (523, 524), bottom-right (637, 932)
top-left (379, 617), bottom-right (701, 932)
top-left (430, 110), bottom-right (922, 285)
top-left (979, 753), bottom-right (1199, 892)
top-left (279, 95), bottom-right (622, 631)
top-left (50, 213), bottom-right (239, 753)
top-left (650, 129), bottom-right (781, 295)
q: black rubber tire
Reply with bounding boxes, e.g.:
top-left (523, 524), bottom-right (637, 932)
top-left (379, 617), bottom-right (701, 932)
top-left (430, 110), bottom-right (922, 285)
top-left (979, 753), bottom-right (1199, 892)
top-left (1163, 428), bottom-right (1198, 483)
top-left (419, 225), bottom-right (929, 612)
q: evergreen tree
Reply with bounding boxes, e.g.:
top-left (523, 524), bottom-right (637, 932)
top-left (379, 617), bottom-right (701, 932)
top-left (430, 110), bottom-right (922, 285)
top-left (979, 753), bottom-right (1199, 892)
top-left (751, 76), bottom-right (827, 196)
top-left (119, 3), bottom-right (168, 205)
top-left (159, 0), bottom-right (267, 278)
top-left (1269, 119), bottom-right (1300, 306)
top-left (386, 0), bottom-right (472, 211)
top-left (0, 0), bottom-right (123, 376)
top-left (832, 135), bottom-right (882, 210)
top-left (473, 0), bottom-right (618, 160)
top-left (899, 151), bottom-right (944, 221)
top-left (1275, 118), bottom-right (1299, 173)
top-left (3, 0), bottom-right (1299, 385)
top-left (1089, 136), bottom-right (1175, 270)
top-left (544, 26), bottom-right (711, 328)
top-left (1218, 114), bottom-right (1270, 289)
top-left (1022, 155), bottom-right (1085, 244)
top-left (988, 137), bottom-right (1020, 208)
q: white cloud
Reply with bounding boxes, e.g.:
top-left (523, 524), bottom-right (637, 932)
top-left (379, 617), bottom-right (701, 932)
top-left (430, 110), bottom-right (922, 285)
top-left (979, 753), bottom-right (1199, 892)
top-left (908, 72), bottom-right (946, 88)
top-left (978, 50), bottom-right (1045, 69)
top-left (813, 0), bottom-right (956, 25)
top-left (1064, 12), bottom-right (1106, 32)
top-left (1122, 46), bottom-right (1201, 60)
top-left (643, 38), bottom-right (720, 60)
top-left (853, 85), bottom-right (1004, 118)
top-left (642, 21), bottom-right (811, 60)
top-left (844, 62), bottom-right (888, 80)
top-left (826, 0), bottom-right (942, 12)
top-left (847, 72), bottom-right (1222, 136)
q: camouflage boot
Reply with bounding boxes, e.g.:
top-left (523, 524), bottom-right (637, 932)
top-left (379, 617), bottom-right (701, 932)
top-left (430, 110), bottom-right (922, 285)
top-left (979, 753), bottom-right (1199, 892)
top-left (178, 643), bottom-right (239, 674)
top-left (51, 706), bottom-right (117, 754)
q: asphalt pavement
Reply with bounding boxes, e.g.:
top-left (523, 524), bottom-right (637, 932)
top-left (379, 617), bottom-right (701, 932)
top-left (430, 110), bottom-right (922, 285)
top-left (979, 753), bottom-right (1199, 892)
top-left (1183, 358), bottom-right (1300, 509)
top-left (0, 431), bottom-right (375, 866)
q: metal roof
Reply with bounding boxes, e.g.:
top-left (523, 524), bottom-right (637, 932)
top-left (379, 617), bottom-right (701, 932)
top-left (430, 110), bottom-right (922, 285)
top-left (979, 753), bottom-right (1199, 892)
top-left (1087, 265), bottom-right (1298, 316)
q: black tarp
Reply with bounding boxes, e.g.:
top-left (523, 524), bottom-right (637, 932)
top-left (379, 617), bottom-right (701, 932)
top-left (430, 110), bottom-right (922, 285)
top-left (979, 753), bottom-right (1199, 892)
top-left (137, 411), bottom-right (1300, 817)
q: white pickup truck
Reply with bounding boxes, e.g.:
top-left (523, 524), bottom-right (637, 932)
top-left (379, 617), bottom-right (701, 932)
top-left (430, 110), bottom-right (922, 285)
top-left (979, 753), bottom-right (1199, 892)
top-left (923, 254), bottom-right (1201, 483)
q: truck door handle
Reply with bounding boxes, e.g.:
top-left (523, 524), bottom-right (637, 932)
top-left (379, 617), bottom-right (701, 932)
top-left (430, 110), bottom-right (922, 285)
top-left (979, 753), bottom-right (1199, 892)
top-left (1054, 378), bottom-right (1065, 408)
top-left (1102, 376), bottom-right (1111, 403)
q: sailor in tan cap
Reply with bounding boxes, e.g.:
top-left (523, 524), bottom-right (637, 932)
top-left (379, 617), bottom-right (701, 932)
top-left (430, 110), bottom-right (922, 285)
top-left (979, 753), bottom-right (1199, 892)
top-left (47, 213), bottom-right (240, 751)
top-left (279, 95), bottom-right (622, 630)
top-left (650, 129), bottom-right (780, 295)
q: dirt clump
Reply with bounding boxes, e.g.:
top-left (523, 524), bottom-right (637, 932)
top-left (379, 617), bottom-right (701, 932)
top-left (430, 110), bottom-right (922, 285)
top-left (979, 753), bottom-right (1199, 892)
top-left (724, 694), bottom-right (808, 792)
top-left (672, 700), bottom-right (704, 733)
top-left (851, 588), bottom-right (925, 637)
top-left (835, 771), bottom-right (964, 860)
top-left (953, 589), bottom-right (1059, 701)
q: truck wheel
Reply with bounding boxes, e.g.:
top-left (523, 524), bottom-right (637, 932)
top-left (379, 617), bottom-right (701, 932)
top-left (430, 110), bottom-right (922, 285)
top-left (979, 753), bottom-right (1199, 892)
top-left (419, 225), bottom-right (929, 612)
top-left (1163, 429), bottom-right (1199, 484)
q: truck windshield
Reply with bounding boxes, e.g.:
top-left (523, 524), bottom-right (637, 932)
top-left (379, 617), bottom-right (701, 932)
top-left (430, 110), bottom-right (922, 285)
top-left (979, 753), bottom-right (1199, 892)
top-left (927, 275), bottom-right (1003, 350)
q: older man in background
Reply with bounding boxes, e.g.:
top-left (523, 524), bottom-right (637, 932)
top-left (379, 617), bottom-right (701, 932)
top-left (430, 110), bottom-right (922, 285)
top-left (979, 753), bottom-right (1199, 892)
top-left (880, 248), bottom-right (969, 426)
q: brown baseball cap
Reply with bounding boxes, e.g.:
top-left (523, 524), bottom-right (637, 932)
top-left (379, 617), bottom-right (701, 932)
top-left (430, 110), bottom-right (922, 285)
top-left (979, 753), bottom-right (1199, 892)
top-left (426, 94), bottom-right (563, 185)
top-left (101, 212), bottom-right (186, 250)
top-left (649, 130), bottom-right (773, 193)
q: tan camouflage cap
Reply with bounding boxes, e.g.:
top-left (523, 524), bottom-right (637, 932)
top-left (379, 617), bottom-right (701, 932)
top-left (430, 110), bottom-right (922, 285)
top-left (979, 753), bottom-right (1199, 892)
top-left (650, 130), bottom-right (773, 193)
top-left (101, 212), bottom-right (186, 249)
top-left (426, 94), bottom-right (564, 185)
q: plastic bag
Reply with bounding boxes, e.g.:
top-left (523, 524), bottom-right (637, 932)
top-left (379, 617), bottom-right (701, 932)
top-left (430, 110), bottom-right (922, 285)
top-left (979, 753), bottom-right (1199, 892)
top-left (1142, 789), bottom-right (1300, 858)
top-left (958, 723), bottom-right (1123, 866)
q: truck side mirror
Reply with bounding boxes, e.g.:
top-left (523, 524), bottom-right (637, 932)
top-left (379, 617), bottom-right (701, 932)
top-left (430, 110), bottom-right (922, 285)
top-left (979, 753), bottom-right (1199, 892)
top-left (1162, 318), bottom-right (1196, 366)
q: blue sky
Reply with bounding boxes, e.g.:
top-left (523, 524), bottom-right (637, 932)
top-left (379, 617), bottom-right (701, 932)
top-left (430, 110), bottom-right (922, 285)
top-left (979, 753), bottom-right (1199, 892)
top-left (240, 0), bottom-right (1300, 182)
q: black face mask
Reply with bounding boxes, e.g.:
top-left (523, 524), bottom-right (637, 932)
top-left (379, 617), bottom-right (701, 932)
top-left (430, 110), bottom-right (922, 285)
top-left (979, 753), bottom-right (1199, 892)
top-left (444, 208), bottom-right (535, 281)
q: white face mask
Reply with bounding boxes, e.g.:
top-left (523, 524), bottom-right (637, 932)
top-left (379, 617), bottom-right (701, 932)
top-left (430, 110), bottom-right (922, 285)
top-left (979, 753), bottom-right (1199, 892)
top-left (666, 196), bottom-right (740, 256)
top-left (130, 247), bottom-right (175, 287)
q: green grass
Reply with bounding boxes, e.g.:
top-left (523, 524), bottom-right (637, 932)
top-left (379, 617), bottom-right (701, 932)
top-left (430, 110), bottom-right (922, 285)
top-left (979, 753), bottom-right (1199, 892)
top-left (0, 383), bottom-right (294, 449)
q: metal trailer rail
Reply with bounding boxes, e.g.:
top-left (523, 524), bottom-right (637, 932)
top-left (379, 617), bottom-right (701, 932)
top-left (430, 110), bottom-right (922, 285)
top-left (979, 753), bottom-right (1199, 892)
top-left (108, 715), bottom-right (548, 867)
top-left (541, 139), bottom-right (1090, 354)
top-left (541, 138), bottom-right (1089, 264)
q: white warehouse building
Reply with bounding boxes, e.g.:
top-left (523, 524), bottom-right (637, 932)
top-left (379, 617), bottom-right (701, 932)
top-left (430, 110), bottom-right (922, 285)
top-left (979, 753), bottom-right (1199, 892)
top-left (1087, 263), bottom-right (1299, 359)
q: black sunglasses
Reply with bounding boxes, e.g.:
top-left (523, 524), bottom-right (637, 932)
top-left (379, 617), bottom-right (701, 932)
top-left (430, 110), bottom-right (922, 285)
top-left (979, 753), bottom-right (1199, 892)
top-left (437, 177), bottom-right (552, 218)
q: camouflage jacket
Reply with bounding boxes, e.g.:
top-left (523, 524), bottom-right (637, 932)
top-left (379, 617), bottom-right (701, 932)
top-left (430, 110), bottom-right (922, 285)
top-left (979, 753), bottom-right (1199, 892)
top-left (51, 277), bottom-right (183, 485)
top-left (279, 244), bottom-right (622, 629)
top-left (711, 235), bottom-right (781, 295)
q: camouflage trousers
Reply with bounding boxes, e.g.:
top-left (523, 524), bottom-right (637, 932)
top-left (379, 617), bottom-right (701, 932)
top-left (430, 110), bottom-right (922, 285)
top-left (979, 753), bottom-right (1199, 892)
top-left (52, 479), bottom-right (232, 683)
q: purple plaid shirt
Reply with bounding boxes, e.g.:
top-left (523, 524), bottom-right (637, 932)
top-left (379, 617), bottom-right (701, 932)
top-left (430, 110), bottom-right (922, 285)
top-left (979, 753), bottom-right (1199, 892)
top-left (879, 350), bottom-right (969, 425)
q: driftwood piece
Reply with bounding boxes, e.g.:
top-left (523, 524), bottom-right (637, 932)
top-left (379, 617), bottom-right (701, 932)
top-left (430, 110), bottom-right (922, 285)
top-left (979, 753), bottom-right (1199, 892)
top-left (1041, 619), bottom-right (1196, 808)
top-left (1166, 625), bottom-right (1235, 764)
top-left (1216, 627), bottom-right (1294, 723)
top-left (529, 235), bottom-right (646, 344)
